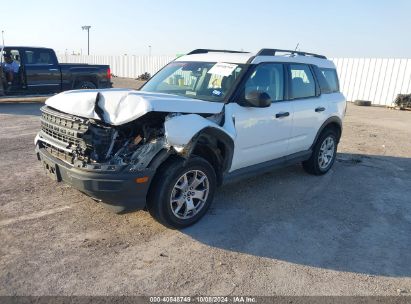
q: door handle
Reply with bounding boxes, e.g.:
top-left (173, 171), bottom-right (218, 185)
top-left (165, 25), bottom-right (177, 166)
top-left (315, 107), bottom-right (326, 112)
top-left (49, 69), bottom-right (59, 71)
top-left (275, 112), bottom-right (290, 118)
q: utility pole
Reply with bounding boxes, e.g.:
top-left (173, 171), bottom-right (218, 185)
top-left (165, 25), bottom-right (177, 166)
top-left (148, 45), bottom-right (152, 57)
top-left (81, 26), bottom-right (91, 55)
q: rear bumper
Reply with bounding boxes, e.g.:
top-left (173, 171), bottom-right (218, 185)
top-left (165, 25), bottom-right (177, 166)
top-left (36, 146), bottom-right (154, 212)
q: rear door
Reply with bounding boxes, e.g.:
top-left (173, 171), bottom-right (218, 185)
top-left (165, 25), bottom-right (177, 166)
top-left (287, 63), bottom-right (327, 154)
top-left (23, 48), bottom-right (61, 93)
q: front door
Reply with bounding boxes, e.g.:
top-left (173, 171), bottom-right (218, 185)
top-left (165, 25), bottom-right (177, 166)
top-left (2, 48), bottom-right (23, 93)
top-left (22, 48), bottom-right (61, 94)
top-left (228, 63), bottom-right (294, 171)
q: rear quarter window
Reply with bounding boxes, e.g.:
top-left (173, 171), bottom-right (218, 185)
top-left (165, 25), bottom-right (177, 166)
top-left (320, 68), bottom-right (339, 93)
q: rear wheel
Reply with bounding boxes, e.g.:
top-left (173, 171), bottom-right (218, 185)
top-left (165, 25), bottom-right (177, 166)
top-left (303, 129), bottom-right (338, 175)
top-left (75, 81), bottom-right (97, 89)
top-left (147, 157), bottom-right (216, 229)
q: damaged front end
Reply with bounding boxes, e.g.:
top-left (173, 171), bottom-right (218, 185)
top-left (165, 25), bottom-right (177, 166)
top-left (37, 106), bottom-right (169, 172)
top-left (35, 105), bottom-right (172, 212)
top-left (35, 89), bottom-right (229, 212)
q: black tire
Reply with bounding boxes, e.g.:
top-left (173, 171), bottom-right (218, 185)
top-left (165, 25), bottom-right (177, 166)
top-left (354, 100), bottom-right (371, 106)
top-left (75, 81), bottom-right (97, 90)
top-left (303, 129), bottom-right (338, 175)
top-left (147, 156), bottom-right (217, 229)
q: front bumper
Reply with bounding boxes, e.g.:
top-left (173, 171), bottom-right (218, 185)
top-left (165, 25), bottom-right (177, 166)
top-left (36, 146), bottom-right (154, 213)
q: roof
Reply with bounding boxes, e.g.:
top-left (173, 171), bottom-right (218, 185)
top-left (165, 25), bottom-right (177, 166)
top-left (176, 49), bottom-right (336, 69)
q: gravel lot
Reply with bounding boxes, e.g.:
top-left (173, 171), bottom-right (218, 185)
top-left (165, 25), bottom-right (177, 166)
top-left (1, 79), bottom-right (411, 296)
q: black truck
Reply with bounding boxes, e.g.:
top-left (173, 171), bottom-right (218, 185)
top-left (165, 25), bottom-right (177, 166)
top-left (0, 46), bottom-right (112, 96)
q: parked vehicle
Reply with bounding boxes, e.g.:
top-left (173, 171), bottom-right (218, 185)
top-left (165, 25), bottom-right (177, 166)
top-left (35, 48), bottom-right (346, 228)
top-left (1, 46), bottom-right (111, 95)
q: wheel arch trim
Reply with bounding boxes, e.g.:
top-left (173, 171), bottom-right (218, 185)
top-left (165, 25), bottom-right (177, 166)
top-left (310, 116), bottom-right (342, 149)
top-left (189, 127), bottom-right (235, 175)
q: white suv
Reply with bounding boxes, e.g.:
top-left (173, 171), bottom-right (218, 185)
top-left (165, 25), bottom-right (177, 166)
top-left (35, 48), bottom-right (346, 228)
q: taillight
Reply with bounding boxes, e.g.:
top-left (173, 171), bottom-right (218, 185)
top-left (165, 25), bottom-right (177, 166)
top-left (106, 67), bottom-right (111, 80)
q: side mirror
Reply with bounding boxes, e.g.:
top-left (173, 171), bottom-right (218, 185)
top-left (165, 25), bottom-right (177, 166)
top-left (244, 91), bottom-right (272, 108)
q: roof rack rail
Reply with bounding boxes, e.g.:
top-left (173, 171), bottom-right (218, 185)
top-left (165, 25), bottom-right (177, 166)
top-left (187, 49), bottom-right (249, 55)
top-left (256, 48), bottom-right (327, 59)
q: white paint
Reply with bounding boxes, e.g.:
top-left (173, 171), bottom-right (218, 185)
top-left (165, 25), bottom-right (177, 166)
top-left (227, 92), bottom-right (346, 172)
top-left (45, 89), bottom-right (224, 126)
top-left (164, 114), bottom-right (232, 147)
top-left (289, 92), bottom-right (346, 154)
top-left (226, 102), bottom-right (293, 171)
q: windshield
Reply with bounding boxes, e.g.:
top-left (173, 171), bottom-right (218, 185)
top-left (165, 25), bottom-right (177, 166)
top-left (141, 61), bottom-right (245, 102)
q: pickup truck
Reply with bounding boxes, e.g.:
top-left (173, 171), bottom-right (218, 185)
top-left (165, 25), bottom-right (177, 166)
top-left (0, 46), bottom-right (111, 96)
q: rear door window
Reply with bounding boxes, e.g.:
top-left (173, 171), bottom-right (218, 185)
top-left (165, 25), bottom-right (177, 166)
top-left (289, 64), bottom-right (316, 99)
top-left (24, 49), bottom-right (55, 65)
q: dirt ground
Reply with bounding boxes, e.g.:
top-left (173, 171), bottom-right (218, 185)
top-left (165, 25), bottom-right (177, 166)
top-left (111, 77), bottom-right (146, 90)
top-left (0, 79), bottom-right (411, 296)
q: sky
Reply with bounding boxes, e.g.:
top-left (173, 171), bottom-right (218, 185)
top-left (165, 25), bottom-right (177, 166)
top-left (1, 0), bottom-right (411, 57)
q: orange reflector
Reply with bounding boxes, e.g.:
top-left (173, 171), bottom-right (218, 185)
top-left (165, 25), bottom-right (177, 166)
top-left (135, 176), bottom-right (149, 184)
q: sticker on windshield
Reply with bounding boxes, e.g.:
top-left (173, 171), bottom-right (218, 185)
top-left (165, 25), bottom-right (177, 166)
top-left (212, 90), bottom-right (222, 96)
top-left (208, 62), bottom-right (238, 77)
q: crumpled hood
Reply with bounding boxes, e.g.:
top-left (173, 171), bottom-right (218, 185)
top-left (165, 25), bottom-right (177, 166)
top-left (45, 89), bottom-right (224, 126)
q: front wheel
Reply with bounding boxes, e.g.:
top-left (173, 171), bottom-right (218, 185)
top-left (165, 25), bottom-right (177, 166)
top-left (147, 157), bottom-right (216, 229)
top-left (303, 129), bottom-right (338, 175)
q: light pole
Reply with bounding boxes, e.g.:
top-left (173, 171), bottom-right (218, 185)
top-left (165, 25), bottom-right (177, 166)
top-left (1, 31), bottom-right (5, 67)
top-left (81, 25), bottom-right (91, 55)
top-left (148, 45), bottom-right (152, 57)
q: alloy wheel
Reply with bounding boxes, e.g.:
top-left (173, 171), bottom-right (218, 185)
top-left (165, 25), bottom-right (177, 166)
top-left (170, 170), bottom-right (210, 220)
top-left (318, 136), bottom-right (335, 170)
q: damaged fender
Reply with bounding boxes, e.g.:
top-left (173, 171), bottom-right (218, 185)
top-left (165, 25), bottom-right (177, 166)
top-left (164, 113), bottom-right (235, 170)
top-left (165, 114), bottom-right (233, 148)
